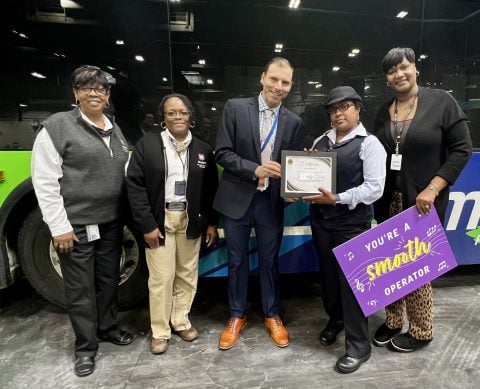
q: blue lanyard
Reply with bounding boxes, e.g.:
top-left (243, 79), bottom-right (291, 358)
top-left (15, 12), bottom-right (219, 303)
top-left (260, 113), bottom-right (279, 152)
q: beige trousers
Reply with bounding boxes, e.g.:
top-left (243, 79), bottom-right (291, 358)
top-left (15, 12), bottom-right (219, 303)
top-left (146, 209), bottom-right (201, 339)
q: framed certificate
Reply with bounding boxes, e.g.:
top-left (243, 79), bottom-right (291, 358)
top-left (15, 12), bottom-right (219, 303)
top-left (280, 150), bottom-right (337, 197)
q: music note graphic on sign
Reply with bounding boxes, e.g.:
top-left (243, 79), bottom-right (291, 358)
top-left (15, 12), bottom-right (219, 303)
top-left (354, 278), bottom-right (364, 292)
top-left (427, 225), bottom-right (437, 237)
top-left (345, 251), bottom-right (354, 262)
top-left (367, 299), bottom-right (378, 307)
top-left (438, 260), bottom-right (447, 271)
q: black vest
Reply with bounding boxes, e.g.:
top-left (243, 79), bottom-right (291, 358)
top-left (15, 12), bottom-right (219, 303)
top-left (42, 108), bottom-right (129, 225)
top-left (312, 134), bottom-right (371, 221)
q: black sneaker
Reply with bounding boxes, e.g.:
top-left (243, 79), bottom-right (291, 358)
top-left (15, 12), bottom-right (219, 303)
top-left (372, 323), bottom-right (402, 347)
top-left (390, 333), bottom-right (432, 352)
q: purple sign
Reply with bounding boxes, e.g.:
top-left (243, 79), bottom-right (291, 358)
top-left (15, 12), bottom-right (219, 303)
top-left (333, 205), bottom-right (457, 316)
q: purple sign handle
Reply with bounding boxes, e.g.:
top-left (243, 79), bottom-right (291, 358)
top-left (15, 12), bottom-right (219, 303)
top-left (333, 205), bottom-right (458, 316)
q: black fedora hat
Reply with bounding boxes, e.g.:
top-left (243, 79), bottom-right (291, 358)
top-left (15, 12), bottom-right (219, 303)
top-left (324, 86), bottom-right (362, 107)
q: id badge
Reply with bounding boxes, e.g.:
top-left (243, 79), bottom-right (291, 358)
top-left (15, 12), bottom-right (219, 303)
top-left (86, 224), bottom-right (100, 242)
top-left (390, 154), bottom-right (402, 171)
top-left (174, 180), bottom-right (186, 196)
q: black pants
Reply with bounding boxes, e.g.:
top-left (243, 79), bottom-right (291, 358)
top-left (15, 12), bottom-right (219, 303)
top-left (310, 208), bottom-right (371, 358)
top-left (58, 220), bottom-right (123, 357)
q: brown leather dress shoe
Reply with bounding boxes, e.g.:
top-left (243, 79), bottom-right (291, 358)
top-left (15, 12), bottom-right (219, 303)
top-left (218, 317), bottom-right (247, 350)
top-left (265, 317), bottom-right (289, 348)
top-left (151, 338), bottom-right (168, 354)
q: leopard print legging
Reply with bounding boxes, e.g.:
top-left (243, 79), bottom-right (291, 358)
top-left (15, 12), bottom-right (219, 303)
top-left (383, 191), bottom-right (433, 340)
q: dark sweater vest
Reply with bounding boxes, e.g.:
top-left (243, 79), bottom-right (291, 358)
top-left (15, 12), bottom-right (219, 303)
top-left (313, 135), bottom-right (371, 222)
top-left (42, 108), bottom-right (129, 225)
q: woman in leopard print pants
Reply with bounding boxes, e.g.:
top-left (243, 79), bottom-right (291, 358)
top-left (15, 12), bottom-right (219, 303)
top-left (371, 48), bottom-right (472, 352)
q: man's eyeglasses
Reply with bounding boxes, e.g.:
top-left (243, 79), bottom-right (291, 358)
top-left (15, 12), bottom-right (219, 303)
top-left (164, 111), bottom-right (190, 119)
top-left (327, 102), bottom-right (355, 114)
top-left (76, 86), bottom-right (108, 95)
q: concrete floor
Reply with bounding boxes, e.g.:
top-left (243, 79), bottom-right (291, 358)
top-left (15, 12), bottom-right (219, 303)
top-left (1, 267), bottom-right (479, 389)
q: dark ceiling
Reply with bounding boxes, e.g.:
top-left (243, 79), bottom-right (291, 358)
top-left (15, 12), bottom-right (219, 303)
top-left (1, 0), bottom-right (480, 116)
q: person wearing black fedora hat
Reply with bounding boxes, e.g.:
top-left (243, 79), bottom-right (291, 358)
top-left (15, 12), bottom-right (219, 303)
top-left (303, 86), bottom-right (386, 373)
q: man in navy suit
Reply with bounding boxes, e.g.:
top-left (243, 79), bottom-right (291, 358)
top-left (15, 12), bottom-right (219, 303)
top-left (214, 57), bottom-right (302, 350)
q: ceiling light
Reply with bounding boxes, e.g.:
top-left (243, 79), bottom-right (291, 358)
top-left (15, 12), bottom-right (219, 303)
top-left (31, 71), bottom-right (46, 79)
top-left (60, 0), bottom-right (84, 8)
top-left (162, 77), bottom-right (168, 82)
top-left (348, 53), bottom-right (356, 57)
top-left (274, 49), bottom-right (282, 53)
top-left (275, 43), bottom-right (283, 49)
top-left (211, 106), bottom-right (217, 111)
top-left (419, 54), bottom-right (428, 60)
top-left (288, 0), bottom-right (301, 9)
top-left (364, 85), bottom-right (370, 90)
top-left (308, 81), bottom-right (320, 84)
top-left (332, 66), bottom-right (340, 72)
top-left (11, 30), bottom-right (29, 39)
top-left (396, 11), bottom-right (408, 18)
top-left (170, 0), bottom-right (181, 3)
top-left (116, 40), bottom-right (125, 45)
top-left (53, 52), bottom-right (66, 58)
top-left (206, 79), bottom-right (213, 85)
top-left (135, 55), bottom-right (145, 62)
top-left (351, 49), bottom-right (360, 54)
top-left (315, 84), bottom-right (322, 89)
top-left (198, 59), bottom-right (206, 65)
top-left (196, 45), bottom-right (200, 50)
top-left (19, 103), bottom-right (28, 107)
top-left (107, 66), bottom-right (116, 71)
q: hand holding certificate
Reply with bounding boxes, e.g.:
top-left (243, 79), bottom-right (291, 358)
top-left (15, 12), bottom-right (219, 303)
top-left (280, 150), bottom-right (337, 198)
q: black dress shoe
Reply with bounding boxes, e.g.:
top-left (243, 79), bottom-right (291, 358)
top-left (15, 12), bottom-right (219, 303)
top-left (335, 352), bottom-right (371, 374)
top-left (99, 330), bottom-right (134, 346)
top-left (319, 322), bottom-right (344, 346)
top-left (74, 356), bottom-right (95, 377)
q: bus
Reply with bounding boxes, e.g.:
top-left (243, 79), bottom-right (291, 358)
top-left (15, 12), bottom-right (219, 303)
top-left (1, 0), bottom-right (479, 308)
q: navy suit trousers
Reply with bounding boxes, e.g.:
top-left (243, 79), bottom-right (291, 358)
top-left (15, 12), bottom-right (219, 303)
top-left (223, 189), bottom-right (283, 317)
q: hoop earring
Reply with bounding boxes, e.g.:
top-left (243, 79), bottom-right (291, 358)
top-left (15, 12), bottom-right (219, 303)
top-left (386, 81), bottom-right (390, 87)
top-left (416, 71), bottom-right (420, 76)
top-left (160, 122), bottom-right (167, 129)
top-left (189, 120), bottom-right (196, 129)
top-left (75, 99), bottom-right (79, 105)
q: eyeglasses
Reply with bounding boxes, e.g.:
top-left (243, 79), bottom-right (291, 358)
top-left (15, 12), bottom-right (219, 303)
top-left (164, 111), bottom-right (190, 119)
top-left (327, 102), bottom-right (355, 114)
top-left (76, 86), bottom-right (108, 95)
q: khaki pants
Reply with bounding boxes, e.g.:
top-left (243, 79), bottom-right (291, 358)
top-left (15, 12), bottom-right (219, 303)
top-left (146, 210), bottom-right (201, 339)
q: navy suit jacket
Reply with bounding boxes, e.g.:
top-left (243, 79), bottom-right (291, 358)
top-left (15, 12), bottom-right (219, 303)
top-left (214, 97), bottom-right (302, 221)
